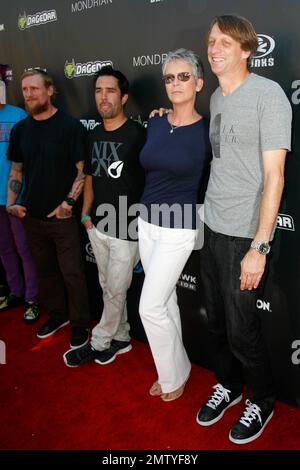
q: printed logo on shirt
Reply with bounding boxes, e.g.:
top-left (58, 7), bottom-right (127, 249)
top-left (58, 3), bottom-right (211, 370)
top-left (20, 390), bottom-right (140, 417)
top-left (108, 161), bottom-right (124, 179)
top-left (18, 10), bottom-right (57, 30)
top-left (250, 34), bottom-right (275, 68)
top-left (277, 213), bottom-right (295, 231)
top-left (91, 141), bottom-right (123, 177)
top-left (0, 122), bottom-right (14, 142)
top-left (64, 59), bottom-right (113, 79)
top-left (210, 114), bottom-right (239, 157)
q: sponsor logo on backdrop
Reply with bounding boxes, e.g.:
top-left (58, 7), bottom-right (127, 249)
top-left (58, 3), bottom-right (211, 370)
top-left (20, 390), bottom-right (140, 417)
top-left (18, 10), bottom-right (57, 30)
top-left (256, 299), bottom-right (272, 312)
top-left (0, 24), bottom-right (5, 31)
top-left (71, 0), bottom-right (112, 13)
top-left (80, 119), bottom-right (101, 130)
top-left (291, 339), bottom-right (300, 365)
top-left (64, 59), bottom-right (113, 79)
top-left (177, 273), bottom-right (197, 291)
top-left (291, 80), bottom-right (300, 105)
top-left (251, 34), bottom-right (275, 68)
top-left (133, 53), bottom-right (167, 67)
top-left (150, 0), bottom-right (164, 3)
top-left (277, 213), bottom-right (295, 231)
top-left (85, 242), bottom-right (96, 263)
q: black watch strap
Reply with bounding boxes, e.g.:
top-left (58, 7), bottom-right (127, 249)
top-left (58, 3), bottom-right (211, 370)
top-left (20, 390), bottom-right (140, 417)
top-left (64, 196), bottom-right (76, 207)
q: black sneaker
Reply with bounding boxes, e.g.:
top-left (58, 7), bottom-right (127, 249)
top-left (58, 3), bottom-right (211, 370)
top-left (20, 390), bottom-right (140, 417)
top-left (63, 342), bottom-right (99, 368)
top-left (196, 383), bottom-right (243, 426)
top-left (70, 327), bottom-right (89, 349)
top-left (24, 301), bottom-right (40, 324)
top-left (95, 339), bottom-right (132, 365)
top-left (0, 293), bottom-right (23, 312)
top-left (229, 399), bottom-right (274, 444)
top-left (37, 318), bottom-right (70, 338)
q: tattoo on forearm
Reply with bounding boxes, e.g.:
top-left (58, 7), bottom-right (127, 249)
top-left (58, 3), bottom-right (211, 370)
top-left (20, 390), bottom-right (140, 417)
top-left (68, 171), bottom-right (85, 200)
top-left (9, 179), bottom-right (22, 195)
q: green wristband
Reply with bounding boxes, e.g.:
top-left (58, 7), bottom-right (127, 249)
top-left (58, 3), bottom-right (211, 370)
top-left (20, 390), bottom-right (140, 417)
top-left (81, 213), bottom-right (91, 223)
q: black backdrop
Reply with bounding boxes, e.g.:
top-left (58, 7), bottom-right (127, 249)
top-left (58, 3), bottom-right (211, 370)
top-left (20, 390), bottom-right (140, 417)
top-left (1, 0), bottom-right (300, 407)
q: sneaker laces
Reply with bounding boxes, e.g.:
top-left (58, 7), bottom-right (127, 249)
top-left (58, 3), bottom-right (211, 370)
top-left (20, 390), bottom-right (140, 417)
top-left (239, 399), bottom-right (262, 427)
top-left (24, 302), bottom-right (39, 319)
top-left (207, 383), bottom-right (232, 410)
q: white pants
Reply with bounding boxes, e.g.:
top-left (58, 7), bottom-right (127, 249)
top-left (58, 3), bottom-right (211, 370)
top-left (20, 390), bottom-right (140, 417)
top-left (138, 217), bottom-right (197, 393)
top-left (88, 226), bottom-right (139, 351)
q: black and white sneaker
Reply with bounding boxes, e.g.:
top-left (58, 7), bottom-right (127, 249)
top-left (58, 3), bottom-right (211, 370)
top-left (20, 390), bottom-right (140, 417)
top-left (229, 399), bottom-right (274, 444)
top-left (37, 318), bottom-right (70, 338)
top-left (70, 327), bottom-right (89, 349)
top-left (95, 339), bottom-right (132, 365)
top-left (63, 342), bottom-right (99, 367)
top-left (196, 383), bottom-right (243, 426)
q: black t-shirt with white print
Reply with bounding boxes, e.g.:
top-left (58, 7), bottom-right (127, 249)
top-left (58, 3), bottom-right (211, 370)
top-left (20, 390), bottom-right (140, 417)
top-left (85, 118), bottom-right (146, 240)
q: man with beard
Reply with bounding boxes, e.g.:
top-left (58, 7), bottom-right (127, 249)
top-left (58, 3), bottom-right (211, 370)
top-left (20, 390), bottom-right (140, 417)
top-left (64, 66), bottom-right (146, 367)
top-left (7, 68), bottom-right (90, 348)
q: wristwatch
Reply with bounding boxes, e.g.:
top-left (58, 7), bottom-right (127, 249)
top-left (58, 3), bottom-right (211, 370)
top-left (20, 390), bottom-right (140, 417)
top-left (64, 196), bottom-right (76, 207)
top-left (250, 240), bottom-right (270, 255)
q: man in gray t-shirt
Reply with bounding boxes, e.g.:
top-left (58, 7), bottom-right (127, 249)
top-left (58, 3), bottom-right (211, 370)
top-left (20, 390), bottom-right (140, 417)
top-left (196, 15), bottom-right (292, 445)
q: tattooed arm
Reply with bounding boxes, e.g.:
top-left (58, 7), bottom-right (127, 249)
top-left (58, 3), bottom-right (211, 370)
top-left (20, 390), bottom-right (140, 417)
top-left (47, 160), bottom-right (86, 219)
top-left (6, 162), bottom-right (27, 218)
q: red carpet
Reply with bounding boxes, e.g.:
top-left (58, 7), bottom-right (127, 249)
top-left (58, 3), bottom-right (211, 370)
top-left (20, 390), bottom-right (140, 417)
top-left (1, 306), bottom-right (300, 451)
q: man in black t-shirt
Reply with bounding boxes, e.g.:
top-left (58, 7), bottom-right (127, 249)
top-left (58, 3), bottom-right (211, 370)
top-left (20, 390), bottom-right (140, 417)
top-left (64, 66), bottom-right (146, 367)
top-left (7, 69), bottom-right (90, 348)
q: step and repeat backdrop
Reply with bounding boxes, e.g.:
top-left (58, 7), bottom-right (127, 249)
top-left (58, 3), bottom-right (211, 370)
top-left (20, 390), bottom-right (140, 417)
top-left (1, 0), bottom-right (299, 406)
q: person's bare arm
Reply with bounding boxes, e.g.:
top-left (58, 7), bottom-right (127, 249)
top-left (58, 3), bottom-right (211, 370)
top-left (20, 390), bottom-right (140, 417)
top-left (240, 149), bottom-right (287, 290)
top-left (47, 161), bottom-right (85, 219)
top-left (6, 162), bottom-right (27, 218)
top-left (81, 175), bottom-right (93, 230)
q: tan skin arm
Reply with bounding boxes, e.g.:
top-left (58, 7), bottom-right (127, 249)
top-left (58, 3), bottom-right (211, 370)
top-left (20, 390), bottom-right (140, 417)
top-left (240, 149), bottom-right (287, 290)
top-left (6, 162), bottom-right (27, 218)
top-left (47, 161), bottom-right (85, 219)
top-left (81, 175), bottom-right (93, 230)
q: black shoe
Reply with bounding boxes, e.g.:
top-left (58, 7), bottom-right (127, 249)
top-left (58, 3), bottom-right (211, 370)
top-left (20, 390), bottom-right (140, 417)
top-left (37, 318), bottom-right (70, 338)
top-left (24, 301), bottom-right (40, 324)
top-left (229, 399), bottom-right (274, 444)
top-left (0, 293), bottom-right (23, 312)
top-left (95, 339), bottom-right (132, 365)
top-left (196, 383), bottom-right (243, 426)
top-left (70, 327), bottom-right (89, 349)
top-left (63, 342), bottom-right (99, 367)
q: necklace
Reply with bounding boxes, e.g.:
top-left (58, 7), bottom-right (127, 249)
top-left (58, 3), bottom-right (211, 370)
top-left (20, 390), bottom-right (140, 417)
top-left (169, 123), bottom-right (179, 134)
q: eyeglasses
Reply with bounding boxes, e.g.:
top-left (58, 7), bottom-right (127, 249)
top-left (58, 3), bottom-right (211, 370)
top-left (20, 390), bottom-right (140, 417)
top-left (24, 67), bottom-right (48, 74)
top-left (162, 72), bottom-right (194, 84)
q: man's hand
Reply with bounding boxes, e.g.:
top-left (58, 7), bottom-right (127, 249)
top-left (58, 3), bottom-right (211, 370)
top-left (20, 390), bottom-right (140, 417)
top-left (149, 107), bottom-right (172, 118)
top-left (47, 201), bottom-right (72, 219)
top-left (6, 204), bottom-right (27, 218)
top-left (83, 216), bottom-right (93, 230)
top-left (240, 248), bottom-right (266, 290)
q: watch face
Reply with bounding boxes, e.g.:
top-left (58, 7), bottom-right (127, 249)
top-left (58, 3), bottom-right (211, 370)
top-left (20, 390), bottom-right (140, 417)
top-left (260, 243), bottom-right (270, 254)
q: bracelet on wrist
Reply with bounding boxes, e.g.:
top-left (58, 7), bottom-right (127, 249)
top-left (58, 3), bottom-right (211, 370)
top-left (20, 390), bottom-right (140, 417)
top-left (81, 213), bottom-right (91, 223)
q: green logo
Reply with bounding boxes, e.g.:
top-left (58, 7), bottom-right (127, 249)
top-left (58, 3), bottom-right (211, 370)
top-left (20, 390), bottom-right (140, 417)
top-left (64, 59), bottom-right (76, 79)
top-left (18, 13), bottom-right (27, 30)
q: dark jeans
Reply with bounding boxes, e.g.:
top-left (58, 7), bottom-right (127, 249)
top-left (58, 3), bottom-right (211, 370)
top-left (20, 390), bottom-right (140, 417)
top-left (23, 215), bottom-right (90, 327)
top-left (200, 224), bottom-right (275, 409)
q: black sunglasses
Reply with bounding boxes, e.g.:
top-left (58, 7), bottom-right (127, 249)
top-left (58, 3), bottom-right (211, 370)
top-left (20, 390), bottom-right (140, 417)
top-left (162, 72), bottom-right (194, 84)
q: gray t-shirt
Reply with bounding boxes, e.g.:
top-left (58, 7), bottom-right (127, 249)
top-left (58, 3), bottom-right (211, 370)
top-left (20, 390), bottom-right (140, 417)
top-left (204, 73), bottom-right (292, 238)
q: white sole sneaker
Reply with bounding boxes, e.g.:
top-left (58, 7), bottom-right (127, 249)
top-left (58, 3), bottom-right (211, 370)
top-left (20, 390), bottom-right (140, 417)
top-left (196, 394), bottom-right (243, 426)
top-left (37, 320), bottom-right (70, 338)
top-left (95, 344), bottom-right (132, 365)
top-left (229, 410), bottom-right (274, 444)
